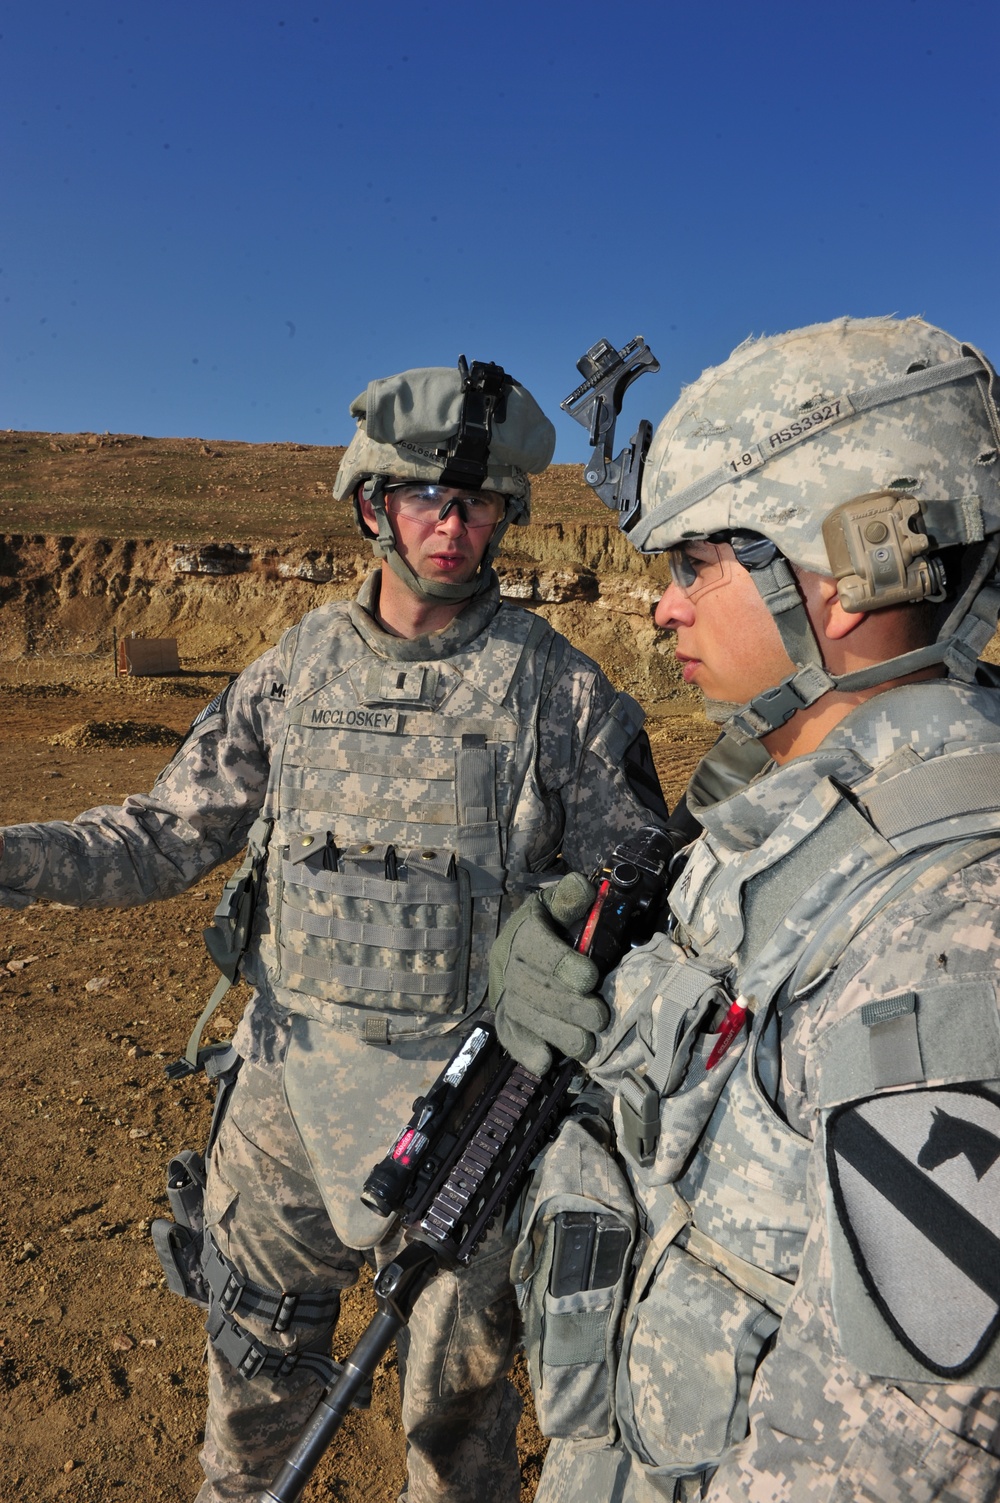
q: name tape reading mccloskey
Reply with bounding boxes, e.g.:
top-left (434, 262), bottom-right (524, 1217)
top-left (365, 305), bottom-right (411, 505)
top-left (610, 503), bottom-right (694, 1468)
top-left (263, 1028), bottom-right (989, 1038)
top-left (307, 708), bottom-right (401, 731)
top-left (727, 395), bottom-right (855, 478)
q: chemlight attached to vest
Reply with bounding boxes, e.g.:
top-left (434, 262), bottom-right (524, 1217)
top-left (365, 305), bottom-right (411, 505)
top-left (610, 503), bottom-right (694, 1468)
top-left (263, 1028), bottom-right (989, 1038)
top-left (706, 996), bottom-right (749, 1070)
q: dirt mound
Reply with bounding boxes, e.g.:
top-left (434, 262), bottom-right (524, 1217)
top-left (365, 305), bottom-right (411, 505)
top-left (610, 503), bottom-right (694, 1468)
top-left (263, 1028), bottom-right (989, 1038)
top-left (48, 720), bottom-right (184, 750)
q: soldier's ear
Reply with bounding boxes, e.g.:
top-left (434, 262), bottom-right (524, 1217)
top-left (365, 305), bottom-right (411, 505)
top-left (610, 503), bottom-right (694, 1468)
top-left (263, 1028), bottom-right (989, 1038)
top-left (824, 596), bottom-right (867, 641)
top-left (809, 573), bottom-right (867, 641)
top-left (357, 487), bottom-right (378, 537)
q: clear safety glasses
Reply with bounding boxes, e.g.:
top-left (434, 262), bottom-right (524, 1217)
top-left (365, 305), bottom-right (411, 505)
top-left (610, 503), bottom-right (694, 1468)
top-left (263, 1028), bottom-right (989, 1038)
top-left (666, 541), bottom-right (734, 599)
top-left (383, 483), bottom-right (504, 529)
top-left (667, 535), bottom-right (779, 599)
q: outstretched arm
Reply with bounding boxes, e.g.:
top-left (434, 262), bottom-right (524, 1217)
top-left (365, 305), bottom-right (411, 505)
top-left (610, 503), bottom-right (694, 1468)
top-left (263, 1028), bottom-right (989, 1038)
top-left (0, 648), bottom-right (285, 909)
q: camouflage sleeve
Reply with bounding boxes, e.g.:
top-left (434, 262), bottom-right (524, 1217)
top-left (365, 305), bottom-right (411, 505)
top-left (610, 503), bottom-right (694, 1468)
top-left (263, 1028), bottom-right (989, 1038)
top-left (536, 642), bottom-right (669, 877)
top-left (709, 866), bottom-right (1000, 1501)
top-left (0, 645), bottom-right (289, 910)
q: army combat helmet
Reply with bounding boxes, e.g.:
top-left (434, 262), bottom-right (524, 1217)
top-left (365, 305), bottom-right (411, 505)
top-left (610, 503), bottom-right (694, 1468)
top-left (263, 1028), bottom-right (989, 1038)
top-left (333, 357), bottom-right (556, 603)
top-left (617, 316), bottom-right (1000, 742)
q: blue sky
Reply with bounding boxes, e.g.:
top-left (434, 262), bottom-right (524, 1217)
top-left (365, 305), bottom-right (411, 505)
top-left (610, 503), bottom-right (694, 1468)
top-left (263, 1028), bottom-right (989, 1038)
top-left (2, 0), bottom-right (997, 459)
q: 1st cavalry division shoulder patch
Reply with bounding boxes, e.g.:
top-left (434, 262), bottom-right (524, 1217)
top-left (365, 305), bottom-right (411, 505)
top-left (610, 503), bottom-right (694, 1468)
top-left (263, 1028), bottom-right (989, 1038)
top-left (827, 1086), bottom-right (1000, 1377)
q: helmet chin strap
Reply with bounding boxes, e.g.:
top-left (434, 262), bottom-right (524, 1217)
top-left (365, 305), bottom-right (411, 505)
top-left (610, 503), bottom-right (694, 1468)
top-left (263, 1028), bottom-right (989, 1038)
top-left (361, 476), bottom-right (520, 605)
top-left (716, 545), bottom-right (999, 746)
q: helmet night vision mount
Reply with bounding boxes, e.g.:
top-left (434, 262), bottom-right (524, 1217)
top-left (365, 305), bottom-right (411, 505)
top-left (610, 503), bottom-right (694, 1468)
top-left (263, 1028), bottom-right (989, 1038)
top-left (561, 336), bottom-right (661, 531)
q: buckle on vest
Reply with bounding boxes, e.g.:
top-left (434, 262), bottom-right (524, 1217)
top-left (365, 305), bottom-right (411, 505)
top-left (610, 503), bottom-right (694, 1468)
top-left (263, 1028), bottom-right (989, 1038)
top-left (618, 1069), bottom-right (659, 1167)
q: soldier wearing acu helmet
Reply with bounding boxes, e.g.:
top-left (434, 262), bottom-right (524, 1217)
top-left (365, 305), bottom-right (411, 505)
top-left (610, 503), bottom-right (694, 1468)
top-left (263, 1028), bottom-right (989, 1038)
top-left (491, 317), bottom-right (1000, 1502)
top-left (0, 357), bottom-right (670, 1502)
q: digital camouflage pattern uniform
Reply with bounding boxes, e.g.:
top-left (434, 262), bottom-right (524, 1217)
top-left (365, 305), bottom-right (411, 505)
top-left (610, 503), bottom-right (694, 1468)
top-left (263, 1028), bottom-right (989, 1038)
top-left (522, 679), bottom-right (1000, 1502)
top-left (499, 319), bottom-right (1000, 1503)
top-left (0, 568), bottom-right (664, 1502)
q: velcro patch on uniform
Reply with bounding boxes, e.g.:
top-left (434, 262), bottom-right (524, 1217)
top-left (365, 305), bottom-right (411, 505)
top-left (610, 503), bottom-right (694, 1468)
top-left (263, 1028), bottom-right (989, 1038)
top-left (363, 662), bottom-right (440, 708)
top-left (190, 681), bottom-right (233, 731)
top-left (827, 1086), bottom-right (1000, 1377)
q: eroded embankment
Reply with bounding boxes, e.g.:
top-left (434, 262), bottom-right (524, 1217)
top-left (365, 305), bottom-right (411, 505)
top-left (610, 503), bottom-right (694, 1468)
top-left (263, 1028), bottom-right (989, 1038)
top-left (0, 530), bottom-right (688, 708)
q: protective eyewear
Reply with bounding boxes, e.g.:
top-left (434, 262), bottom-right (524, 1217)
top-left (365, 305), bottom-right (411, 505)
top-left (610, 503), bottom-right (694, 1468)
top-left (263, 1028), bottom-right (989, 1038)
top-left (667, 535), bottom-right (779, 599)
top-left (383, 483), bottom-right (503, 529)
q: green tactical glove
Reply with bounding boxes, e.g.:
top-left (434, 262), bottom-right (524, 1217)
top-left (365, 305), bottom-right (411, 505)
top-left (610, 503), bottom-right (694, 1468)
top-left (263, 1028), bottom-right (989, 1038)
top-left (489, 872), bottom-right (609, 1077)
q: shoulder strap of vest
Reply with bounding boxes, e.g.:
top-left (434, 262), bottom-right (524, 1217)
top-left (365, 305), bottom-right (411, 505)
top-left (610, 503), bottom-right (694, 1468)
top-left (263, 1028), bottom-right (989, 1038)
top-left (785, 830), bottom-right (1000, 1008)
top-left (278, 604), bottom-right (357, 711)
top-left (499, 609), bottom-right (557, 710)
top-left (860, 747), bottom-right (1000, 850)
top-left (734, 748), bottom-right (1000, 1016)
top-left (500, 615), bottom-right (562, 863)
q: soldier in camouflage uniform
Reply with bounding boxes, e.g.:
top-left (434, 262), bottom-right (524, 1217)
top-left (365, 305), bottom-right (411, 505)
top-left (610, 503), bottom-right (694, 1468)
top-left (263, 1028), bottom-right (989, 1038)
top-left (492, 317), bottom-right (1000, 1501)
top-left (0, 359), bottom-right (669, 1502)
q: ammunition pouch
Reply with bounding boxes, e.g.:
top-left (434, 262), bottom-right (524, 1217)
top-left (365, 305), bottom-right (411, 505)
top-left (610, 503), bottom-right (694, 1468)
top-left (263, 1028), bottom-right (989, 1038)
top-left (512, 1110), bottom-right (637, 1445)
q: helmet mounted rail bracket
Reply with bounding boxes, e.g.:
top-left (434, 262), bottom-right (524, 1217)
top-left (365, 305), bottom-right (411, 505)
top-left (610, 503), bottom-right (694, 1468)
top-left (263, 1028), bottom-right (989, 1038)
top-left (436, 356), bottom-right (513, 491)
top-left (561, 336), bottom-right (660, 530)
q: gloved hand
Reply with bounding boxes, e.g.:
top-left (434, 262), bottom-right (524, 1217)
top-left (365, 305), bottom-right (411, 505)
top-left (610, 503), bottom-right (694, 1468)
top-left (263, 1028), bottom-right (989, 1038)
top-left (489, 871), bottom-right (609, 1076)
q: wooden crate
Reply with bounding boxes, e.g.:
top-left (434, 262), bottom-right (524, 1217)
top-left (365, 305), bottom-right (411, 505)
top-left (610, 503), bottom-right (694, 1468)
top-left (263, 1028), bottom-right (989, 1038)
top-left (116, 635), bottom-right (180, 677)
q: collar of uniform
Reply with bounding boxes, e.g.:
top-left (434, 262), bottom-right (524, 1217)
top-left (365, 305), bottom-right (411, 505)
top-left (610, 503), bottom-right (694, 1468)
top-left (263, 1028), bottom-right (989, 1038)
top-left (693, 680), bottom-right (1000, 853)
top-left (348, 569), bottom-right (503, 662)
top-left (807, 680), bottom-right (1000, 769)
top-left (696, 745), bottom-right (870, 852)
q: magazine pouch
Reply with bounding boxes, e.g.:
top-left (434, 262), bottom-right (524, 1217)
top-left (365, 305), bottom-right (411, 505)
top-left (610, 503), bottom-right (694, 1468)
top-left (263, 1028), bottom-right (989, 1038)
top-left (511, 1114), bottom-right (638, 1445)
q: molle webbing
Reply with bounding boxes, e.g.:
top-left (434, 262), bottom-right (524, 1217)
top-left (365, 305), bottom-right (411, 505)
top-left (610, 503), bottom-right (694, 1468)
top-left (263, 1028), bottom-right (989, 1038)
top-left (285, 955), bottom-right (462, 996)
top-left (271, 605), bottom-right (559, 1035)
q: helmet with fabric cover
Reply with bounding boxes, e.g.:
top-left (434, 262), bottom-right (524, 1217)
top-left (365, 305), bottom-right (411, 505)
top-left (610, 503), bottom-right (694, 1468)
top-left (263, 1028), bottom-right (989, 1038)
top-left (625, 316), bottom-right (1000, 742)
top-left (333, 357), bottom-right (556, 603)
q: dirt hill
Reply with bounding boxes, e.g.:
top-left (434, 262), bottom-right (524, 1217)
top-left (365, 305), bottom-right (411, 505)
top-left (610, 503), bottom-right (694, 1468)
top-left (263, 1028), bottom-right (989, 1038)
top-left (0, 428), bottom-right (693, 706)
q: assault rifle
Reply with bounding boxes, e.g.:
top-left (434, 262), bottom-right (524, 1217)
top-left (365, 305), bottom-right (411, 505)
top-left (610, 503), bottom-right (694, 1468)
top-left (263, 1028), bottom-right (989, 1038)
top-left (264, 823), bottom-right (675, 1503)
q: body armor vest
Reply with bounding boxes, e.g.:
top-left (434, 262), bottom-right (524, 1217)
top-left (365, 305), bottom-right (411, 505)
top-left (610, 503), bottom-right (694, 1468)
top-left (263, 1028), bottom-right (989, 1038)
top-left (257, 593), bottom-right (566, 1040)
top-left (583, 687), bottom-right (1000, 1491)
